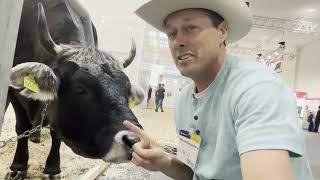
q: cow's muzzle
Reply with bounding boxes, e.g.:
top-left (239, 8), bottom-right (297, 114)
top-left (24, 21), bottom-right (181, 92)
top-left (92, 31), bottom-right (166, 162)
top-left (122, 134), bottom-right (140, 149)
top-left (122, 134), bottom-right (140, 160)
top-left (102, 130), bottom-right (140, 163)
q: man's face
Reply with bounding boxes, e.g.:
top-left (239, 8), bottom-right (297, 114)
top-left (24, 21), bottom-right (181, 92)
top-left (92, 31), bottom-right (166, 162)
top-left (164, 9), bottom-right (225, 79)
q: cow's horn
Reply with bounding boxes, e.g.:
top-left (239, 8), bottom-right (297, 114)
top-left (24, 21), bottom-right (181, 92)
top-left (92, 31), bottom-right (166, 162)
top-left (123, 39), bottom-right (136, 68)
top-left (65, 0), bottom-right (95, 46)
top-left (37, 3), bottom-right (62, 55)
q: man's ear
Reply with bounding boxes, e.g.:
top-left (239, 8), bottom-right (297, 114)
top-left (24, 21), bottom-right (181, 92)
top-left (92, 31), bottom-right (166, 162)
top-left (218, 21), bottom-right (228, 43)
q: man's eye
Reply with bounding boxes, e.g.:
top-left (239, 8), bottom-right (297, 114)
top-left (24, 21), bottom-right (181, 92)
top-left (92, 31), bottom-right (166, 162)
top-left (186, 26), bottom-right (196, 31)
top-left (167, 32), bottom-right (176, 38)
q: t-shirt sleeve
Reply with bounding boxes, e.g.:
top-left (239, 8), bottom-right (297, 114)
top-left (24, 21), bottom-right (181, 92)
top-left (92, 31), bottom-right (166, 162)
top-left (234, 81), bottom-right (304, 157)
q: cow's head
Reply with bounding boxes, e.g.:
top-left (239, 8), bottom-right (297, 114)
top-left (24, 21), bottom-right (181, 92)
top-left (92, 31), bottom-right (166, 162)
top-left (9, 3), bottom-right (144, 163)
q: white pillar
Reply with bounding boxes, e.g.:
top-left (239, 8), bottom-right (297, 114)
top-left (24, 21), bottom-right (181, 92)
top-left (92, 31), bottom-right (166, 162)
top-left (279, 53), bottom-right (297, 90)
top-left (0, 0), bottom-right (24, 137)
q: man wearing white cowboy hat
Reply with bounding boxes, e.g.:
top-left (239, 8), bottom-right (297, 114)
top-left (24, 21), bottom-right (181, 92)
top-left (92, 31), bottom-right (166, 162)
top-left (124, 0), bottom-right (313, 179)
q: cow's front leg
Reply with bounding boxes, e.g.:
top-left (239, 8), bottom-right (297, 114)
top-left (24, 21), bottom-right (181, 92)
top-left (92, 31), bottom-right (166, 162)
top-left (5, 138), bottom-right (29, 180)
top-left (43, 130), bottom-right (61, 180)
top-left (6, 104), bottom-right (31, 179)
top-left (5, 92), bottom-right (10, 112)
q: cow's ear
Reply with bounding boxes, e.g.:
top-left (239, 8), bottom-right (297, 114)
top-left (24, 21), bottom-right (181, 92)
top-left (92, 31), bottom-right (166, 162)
top-left (10, 62), bottom-right (59, 101)
top-left (129, 84), bottom-right (145, 106)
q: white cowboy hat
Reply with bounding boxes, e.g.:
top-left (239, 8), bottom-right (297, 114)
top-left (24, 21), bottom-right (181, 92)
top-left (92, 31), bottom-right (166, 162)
top-left (135, 0), bottom-right (252, 44)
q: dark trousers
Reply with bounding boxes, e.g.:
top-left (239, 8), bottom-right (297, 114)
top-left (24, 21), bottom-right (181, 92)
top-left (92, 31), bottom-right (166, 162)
top-left (155, 98), bottom-right (164, 112)
top-left (314, 120), bottom-right (320, 132)
top-left (308, 121), bottom-right (314, 132)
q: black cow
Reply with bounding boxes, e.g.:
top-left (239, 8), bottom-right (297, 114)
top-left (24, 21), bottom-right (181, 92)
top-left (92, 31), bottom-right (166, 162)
top-left (5, 0), bottom-right (144, 179)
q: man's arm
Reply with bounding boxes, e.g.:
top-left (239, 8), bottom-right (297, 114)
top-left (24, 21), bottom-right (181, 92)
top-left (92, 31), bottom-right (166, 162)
top-left (240, 150), bottom-right (295, 180)
top-left (131, 145), bottom-right (193, 180)
top-left (160, 155), bottom-right (193, 180)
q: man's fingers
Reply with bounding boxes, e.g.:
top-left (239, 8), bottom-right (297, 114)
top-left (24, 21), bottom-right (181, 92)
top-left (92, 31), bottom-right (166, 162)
top-left (133, 143), bottom-right (162, 159)
top-left (123, 120), bottom-right (146, 139)
top-left (131, 151), bottom-right (151, 166)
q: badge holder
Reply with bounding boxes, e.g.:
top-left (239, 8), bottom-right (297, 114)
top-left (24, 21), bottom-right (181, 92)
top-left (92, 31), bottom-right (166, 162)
top-left (177, 129), bottom-right (201, 169)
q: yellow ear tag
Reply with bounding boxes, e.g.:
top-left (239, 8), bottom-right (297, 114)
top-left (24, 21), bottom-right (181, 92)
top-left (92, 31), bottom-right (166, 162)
top-left (128, 96), bottom-right (135, 108)
top-left (23, 75), bottom-right (40, 93)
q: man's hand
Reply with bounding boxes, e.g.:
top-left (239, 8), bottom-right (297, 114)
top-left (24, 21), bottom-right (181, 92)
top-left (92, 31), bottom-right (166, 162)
top-left (123, 120), bottom-right (193, 180)
top-left (123, 120), bottom-right (170, 172)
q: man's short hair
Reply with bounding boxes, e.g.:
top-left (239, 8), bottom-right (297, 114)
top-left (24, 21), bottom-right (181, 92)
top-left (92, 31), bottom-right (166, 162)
top-left (200, 9), bottom-right (225, 28)
top-left (200, 9), bottom-right (226, 46)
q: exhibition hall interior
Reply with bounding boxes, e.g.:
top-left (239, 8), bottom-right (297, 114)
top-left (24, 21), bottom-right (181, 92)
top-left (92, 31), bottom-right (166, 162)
top-left (0, 0), bottom-right (319, 179)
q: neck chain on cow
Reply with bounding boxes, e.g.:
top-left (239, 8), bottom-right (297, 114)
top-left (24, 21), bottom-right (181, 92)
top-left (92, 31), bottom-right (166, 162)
top-left (0, 102), bottom-right (49, 149)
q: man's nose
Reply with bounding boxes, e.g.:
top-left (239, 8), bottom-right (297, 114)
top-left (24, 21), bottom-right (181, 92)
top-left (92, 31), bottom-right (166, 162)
top-left (174, 33), bottom-right (187, 48)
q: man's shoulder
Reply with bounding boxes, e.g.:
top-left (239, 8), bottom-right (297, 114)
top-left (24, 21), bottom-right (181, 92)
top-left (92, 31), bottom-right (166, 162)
top-left (223, 55), bottom-right (292, 107)
top-left (226, 55), bottom-right (283, 89)
top-left (228, 55), bottom-right (274, 77)
top-left (176, 83), bottom-right (193, 101)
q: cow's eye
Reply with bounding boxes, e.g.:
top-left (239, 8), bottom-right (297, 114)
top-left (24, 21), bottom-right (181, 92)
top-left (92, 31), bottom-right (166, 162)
top-left (74, 85), bottom-right (88, 95)
top-left (83, 67), bottom-right (90, 72)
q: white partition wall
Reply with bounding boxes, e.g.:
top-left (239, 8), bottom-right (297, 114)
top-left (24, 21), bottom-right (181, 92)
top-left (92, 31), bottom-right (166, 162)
top-left (295, 39), bottom-right (320, 98)
top-left (279, 53), bottom-right (298, 90)
top-left (0, 0), bottom-right (23, 137)
top-left (78, 0), bottom-right (147, 83)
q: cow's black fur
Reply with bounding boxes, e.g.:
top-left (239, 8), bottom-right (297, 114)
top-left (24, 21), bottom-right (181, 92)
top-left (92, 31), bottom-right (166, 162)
top-left (5, 0), bottom-right (142, 179)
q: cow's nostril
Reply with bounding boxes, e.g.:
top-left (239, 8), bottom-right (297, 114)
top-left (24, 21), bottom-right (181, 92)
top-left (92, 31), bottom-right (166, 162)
top-left (122, 134), bottom-right (140, 149)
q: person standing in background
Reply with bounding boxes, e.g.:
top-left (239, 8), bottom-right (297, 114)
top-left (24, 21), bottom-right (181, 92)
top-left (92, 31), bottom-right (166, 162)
top-left (147, 86), bottom-right (152, 108)
top-left (314, 106), bottom-right (320, 133)
top-left (307, 111), bottom-right (314, 132)
top-left (155, 84), bottom-right (165, 112)
top-left (155, 83), bottom-right (161, 111)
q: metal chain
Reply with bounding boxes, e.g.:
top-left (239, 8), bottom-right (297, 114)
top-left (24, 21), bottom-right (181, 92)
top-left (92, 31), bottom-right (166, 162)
top-left (0, 102), bottom-right (49, 149)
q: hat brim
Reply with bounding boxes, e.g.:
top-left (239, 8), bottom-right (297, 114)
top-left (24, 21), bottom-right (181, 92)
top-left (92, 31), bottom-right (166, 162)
top-left (135, 0), bottom-right (252, 44)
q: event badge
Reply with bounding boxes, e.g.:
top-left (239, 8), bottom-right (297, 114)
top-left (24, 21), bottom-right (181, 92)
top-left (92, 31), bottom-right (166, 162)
top-left (177, 129), bottom-right (201, 169)
top-left (24, 75), bottom-right (40, 93)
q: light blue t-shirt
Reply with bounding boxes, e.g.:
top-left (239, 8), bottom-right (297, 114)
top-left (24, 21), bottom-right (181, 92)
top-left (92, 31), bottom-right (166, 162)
top-left (175, 55), bottom-right (313, 180)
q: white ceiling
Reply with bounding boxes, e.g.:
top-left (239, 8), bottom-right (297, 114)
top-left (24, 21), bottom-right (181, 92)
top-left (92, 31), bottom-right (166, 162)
top-left (250, 0), bottom-right (320, 24)
top-left (79, 0), bottom-right (320, 59)
top-left (238, 0), bottom-right (320, 52)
